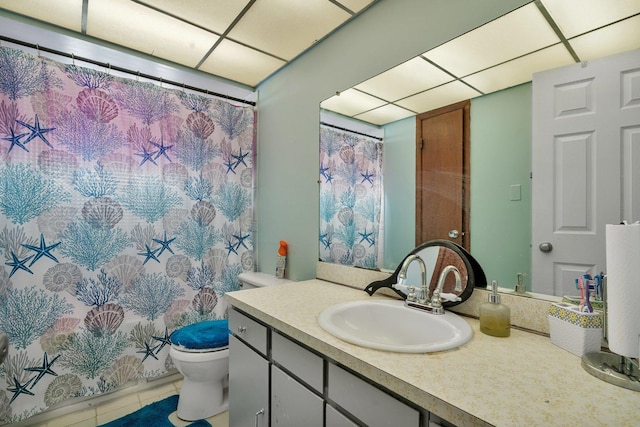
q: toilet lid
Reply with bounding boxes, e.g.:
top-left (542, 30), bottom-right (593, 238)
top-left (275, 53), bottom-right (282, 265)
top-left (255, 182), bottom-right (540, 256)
top-left (170, 319), bottom-right (229, 352)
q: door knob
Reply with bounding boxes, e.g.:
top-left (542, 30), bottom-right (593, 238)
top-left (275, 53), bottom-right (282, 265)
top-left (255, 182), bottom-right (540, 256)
top-left (539, 242), bottom-right (553, 253)
top-left (448, 229), bottom-right (459, 238)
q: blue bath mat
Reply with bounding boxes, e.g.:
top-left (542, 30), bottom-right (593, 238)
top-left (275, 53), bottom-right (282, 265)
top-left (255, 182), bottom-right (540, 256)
top-left (98, 394), bottom-right (212, 427)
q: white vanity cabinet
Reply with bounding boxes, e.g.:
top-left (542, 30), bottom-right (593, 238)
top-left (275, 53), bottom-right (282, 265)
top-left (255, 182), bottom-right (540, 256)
top-left (229, 306), bottom-right (427, 427)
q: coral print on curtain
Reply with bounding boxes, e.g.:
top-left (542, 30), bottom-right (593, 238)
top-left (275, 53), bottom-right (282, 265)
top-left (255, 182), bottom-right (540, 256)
top-left (0, 46), bottom-right (255, 423)
top-left (319, 124), bottom-right (382, 269)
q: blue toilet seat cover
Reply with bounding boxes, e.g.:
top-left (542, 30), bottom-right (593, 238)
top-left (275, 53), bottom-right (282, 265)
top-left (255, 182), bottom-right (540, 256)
top-left (171, 319), bottom-right (230, 350)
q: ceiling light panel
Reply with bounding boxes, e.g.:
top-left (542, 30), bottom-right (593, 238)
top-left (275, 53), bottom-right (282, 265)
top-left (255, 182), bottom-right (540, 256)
top-left (541, 0), bottom-right (640, 39)
top-left (337, 0), bottom-right (377, 13)
top-left (354, 57), bottom-right (454, 102)
top-left (423, 3), bottom-right (559, 77)
top-left (227, 0), bottom-right (351, 60)
top-left (354, 104), bottom-right (416, 126)
top-left (87, 0), bottom-right (218, 68)
top-left (396, 81), bottom-right (481, 114)
top-left (320, 89), bottom-right (387, 117)
top-left (137, 0), bottom-right (251, 34)
top-left (464, 44), bottom-right (575, 93)
top-left (0, 0), bottom-right (83, 32)
top-left (199, 39), bottom-right (286, 87)
top-left (568, 16), bottom-right (640, 61)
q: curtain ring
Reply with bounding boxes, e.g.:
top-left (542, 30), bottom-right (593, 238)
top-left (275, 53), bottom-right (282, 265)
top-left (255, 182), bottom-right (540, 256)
top-left (136, 71), bottom-right (140, 81)
top-left (36, 44), bottom-right (40, 57)
top-left (71, 53), bottom-right (75, 65)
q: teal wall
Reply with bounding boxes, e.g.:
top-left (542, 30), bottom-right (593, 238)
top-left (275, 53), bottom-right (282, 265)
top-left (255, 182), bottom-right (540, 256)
top-left (470, 83), bottom-right (532, 288)
top-left (256, 0), bottom-right (530, 280)
top-left (381, 83), bottom-right (532, 288)
top-left (382, 117), bottom-right (416, 270)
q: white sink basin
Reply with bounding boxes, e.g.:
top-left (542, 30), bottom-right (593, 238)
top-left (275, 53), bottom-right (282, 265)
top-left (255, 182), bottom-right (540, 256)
top-left (317, 299), bottom-right (472, 353)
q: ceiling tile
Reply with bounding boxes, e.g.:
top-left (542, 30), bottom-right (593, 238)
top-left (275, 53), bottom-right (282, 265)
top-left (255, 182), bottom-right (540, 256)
top-left (137, 0), bottom-right (251, 34)
top-left (423, 3), bottom-right (559, 77)
top-left (337, 0), bottom-right (376, 13)
top-left (87, 0), bottom-right (218, 68)
top-left (320, 89), bottom-right (387, 117)
top-left (354, 104), bottom-right (415, 126)
top-left (354, 57), bottom-right (454, 102)
top-left (464, 44), bottom-right (575, 94)
top-left (0, 0), bottom-right (83, 32)
top-left (541, 0), bottom-right (640, 38)
top-left (395, 81), bottom-right (481, 114)
top-left (227, 0), bottom-right (350, 60)
top-left (199, 39), bottom-right (286, 87)
top-left (568, 15), bottom-right (640, 61)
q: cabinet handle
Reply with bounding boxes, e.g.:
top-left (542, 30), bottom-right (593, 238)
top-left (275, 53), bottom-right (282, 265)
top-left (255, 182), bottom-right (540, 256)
top-left (255, 408), bottom-right (264, 427)
top-left (237, 326), bottom-right (247, 333)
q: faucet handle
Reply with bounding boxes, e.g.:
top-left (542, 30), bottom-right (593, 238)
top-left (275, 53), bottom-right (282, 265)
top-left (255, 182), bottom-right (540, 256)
top-left (430, 289), bottom-right (443, 308)
top-left (430, 289), bottom-right (445, 314)
top-left (406, 286), bottom-right (417, 302)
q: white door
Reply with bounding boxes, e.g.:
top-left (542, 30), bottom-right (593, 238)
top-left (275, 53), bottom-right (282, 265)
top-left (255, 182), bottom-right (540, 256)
top-left (532, 48), bottom-right (640, 296)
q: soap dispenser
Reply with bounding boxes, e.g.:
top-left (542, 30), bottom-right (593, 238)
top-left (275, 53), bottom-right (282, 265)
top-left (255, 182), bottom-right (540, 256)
top-left (480, 280), bottom-right (510, 337)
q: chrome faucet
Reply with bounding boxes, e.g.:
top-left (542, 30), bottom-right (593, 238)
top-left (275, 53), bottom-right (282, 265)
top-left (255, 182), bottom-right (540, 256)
top-left (428, 265), bottom-right (462, 315)
top-left (397, 254), bottom-right (427, 303)
top-left (398, 257), bottom-right (462, 315)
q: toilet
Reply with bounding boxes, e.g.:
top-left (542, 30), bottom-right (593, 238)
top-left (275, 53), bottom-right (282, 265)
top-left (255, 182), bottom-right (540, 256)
top-left (238, 271), bottom-right (293, 290)
top-left (169, 319), bottom-right (230, 421)
top-left (169, 272), bottom-right (291, 421)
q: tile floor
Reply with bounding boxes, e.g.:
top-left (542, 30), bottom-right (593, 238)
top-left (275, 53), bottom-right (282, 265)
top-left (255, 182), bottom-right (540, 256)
top-left (29, 378), bottom-right (228, 427)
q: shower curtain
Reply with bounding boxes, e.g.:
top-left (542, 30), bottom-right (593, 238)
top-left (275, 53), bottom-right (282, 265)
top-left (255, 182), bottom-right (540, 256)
top-left (0, 46), bottom-right (255, 423)
top-left (319, 124), bottom-right (383, 269)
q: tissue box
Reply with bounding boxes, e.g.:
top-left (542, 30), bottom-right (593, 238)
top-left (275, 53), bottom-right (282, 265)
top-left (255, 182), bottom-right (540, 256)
top-left (548, 302), bottom-right (603, 356)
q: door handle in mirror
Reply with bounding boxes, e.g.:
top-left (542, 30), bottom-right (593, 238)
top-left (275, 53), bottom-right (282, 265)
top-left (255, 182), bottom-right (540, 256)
top-left (448, 230), bottom-right (459, 238)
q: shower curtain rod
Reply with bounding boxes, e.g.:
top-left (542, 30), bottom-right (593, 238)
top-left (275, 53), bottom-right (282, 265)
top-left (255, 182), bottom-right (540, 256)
top-left (320, 121), bottom-right (383, 141)
top-left (0, 35), bottom-right (256, 106)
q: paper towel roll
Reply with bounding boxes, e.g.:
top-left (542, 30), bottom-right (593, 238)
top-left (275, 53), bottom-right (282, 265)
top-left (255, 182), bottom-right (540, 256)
top-left (605, 223), bottom-right (640, 358)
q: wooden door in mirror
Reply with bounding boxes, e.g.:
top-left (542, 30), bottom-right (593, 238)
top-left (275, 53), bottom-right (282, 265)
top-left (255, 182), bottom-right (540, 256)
top-left (415, 100), bottom-right (470, 251)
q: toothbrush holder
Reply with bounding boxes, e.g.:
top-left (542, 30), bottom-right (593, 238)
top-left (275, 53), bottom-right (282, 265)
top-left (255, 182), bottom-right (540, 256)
top-left (548, 302), bottom-right (603, 357)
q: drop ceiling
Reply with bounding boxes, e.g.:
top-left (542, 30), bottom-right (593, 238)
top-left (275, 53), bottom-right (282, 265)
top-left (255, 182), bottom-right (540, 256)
top-left (0, 0), bottom-right (378, 87)
top-left (322, 0), bottom-right (640, 125)
top-left (0, 0), bottom-right (638, 126)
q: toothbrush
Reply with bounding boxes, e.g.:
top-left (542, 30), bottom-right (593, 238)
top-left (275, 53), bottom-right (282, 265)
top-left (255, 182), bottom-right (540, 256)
top-left (583, 280), bottom-right (593, 313)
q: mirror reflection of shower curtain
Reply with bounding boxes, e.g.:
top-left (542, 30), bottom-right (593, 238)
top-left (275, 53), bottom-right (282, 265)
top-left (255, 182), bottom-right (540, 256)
top-left (319, 124), bottom-right (383, 269)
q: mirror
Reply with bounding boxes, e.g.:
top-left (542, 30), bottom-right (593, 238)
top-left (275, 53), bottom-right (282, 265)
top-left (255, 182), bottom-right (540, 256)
top-left (364, 240), bottom-right (486, 307)
top-left (318, 3), bottom-right (640, 297)
top-left (320, 85), bottom-right (531, 293)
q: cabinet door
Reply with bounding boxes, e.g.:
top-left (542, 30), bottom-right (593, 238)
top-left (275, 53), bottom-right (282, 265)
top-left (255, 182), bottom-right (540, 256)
top-left (271, 365), bottom-right (323, 427)
top-left (326, 404), bottom-right (358, 427)
top-left (328, 363), bottom-right (420, 427)
top-left (229, 335), bottom-right (269, 427)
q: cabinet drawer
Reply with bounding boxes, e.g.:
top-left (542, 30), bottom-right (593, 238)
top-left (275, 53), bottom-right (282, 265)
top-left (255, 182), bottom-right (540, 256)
top-left (271, 331), bottom-right (323, 393)
top-left (328, 363), bottom-right (420, 427)
top-left (228, 308), bottom-right (267, 356)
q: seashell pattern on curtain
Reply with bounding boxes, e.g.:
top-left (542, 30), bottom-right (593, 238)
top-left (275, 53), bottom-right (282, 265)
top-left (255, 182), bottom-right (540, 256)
top-left (0, 46), bottom-right (255, 423)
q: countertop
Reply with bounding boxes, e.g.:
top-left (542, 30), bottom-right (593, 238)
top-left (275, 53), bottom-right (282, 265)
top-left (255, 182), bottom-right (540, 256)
top-left (225, 279), bottom-right (640, 427)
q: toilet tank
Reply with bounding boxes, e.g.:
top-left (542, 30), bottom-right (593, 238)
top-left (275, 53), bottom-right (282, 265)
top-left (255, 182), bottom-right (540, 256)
top-left (238, 272), bottom-right (293, 290)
